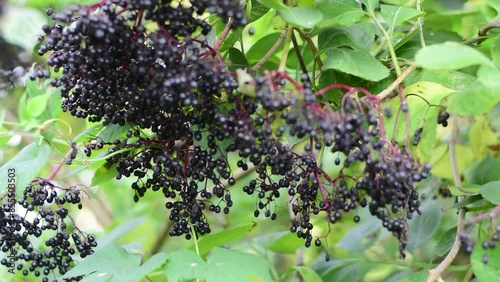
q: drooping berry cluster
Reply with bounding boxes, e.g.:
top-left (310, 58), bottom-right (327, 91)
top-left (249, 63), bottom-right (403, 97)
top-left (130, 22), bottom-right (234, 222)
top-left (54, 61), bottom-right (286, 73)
top-left (0, 178), bottom-right (95, 281)
top-left (35, 0), bottom-right (429, 260)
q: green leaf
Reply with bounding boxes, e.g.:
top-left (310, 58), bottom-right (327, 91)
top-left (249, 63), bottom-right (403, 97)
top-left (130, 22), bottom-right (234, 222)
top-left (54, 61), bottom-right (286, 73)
top-left (478, 64), bottom-right (500, 89)
top-left (220, 28), bottom-right (243, 52)
top-left (361, 0), bottom-right (379, 11)
top-left (486, 0), bottom-right (500, 12)
top-left (0, 7), bottom-right (47, 51)
top-left (449, 184), bottom-right (482, 196)
top-left (249, 0), bottom-right (271, 23)
top-left (323, 48), bottom-right (390, 81)
top-left (246, 32), bottom-right (284, 64)
top-left (315, 258), bottom-right (370, 282)
top-left (492, 35), bottom-right (500, 67)
top-left (415, 42), bottom-right (495, 70)
top-left (380, 5), bottom-right (424, 32)
top-left (190, 222), bottom-right (257, 256)
top-left (204, 248), bottom-right (273, 282)
top-left (407, 200), bottom-right (442, 253)
top-left (91, 162), bottom-right (117, 186)
top-left (316, 0), bottom-right (364, 27)
top-left (451, 195), bottom-right (483, 209)
top-left (398, 270), bottom-right (429, 282)
top-left (469, 116), bottom-right (497, 159)
top-left (163, 250), bottom-right (205, 282)
top-left (383, 81), bottom-right (454, 160)
top-left (447, 80), bottom-right (500, 115)
top-left (337, 220), bottom-right (380, 252)
top-left (480, 181), bottom-right (500, 205)
top-left (0, 142), bottom-right (51, 197)
top-left (98, 123), bottom-right (132, 143)
top-left (469, 155), bottom-right (500, 185)
top-left (317, 23), bottom-right (378, 53)
top-left (430, 144), bottom-right (474, 180)
top-left (293, 266), bottom-right (322, 282)
top-left (257, 0), bottom-right (287, 10)
top-left (227, 47), bottom-right (249, 72)
top-left (26, 94), bottom-right (50, 119)
top-left (277, 7), bottom-right (323, 28)
top-left (63, 243), bottom-right (167, 281)
top-left (435, 224), bottom-right (474, 256)
top-left (471, 239), bottom-right (500, 282)
top-left (96, 217), bottom-right (146, 250)
top-left (268, 231), bottom-right (306, 254)
top-left (164, 248), bottom-right (273, 282)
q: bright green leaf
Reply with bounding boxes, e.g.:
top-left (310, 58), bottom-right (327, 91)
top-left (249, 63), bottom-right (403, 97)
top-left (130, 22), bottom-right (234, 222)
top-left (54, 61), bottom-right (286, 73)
top-left (430, 144), bottom-right (474, 180)
top-left (323, 48), bottom-right (390, 81)
top-left (268, 231), bottom-right (306, 254)
top-left (96, 217), bottom-right (146, 251)
top-left (449, 184), bottom-right (482, 196)
top-left (471, 239), bottom-right (500, 282)
top-left (407, 200), bottom-right (442, 253)
top-left (0, 142), bottom-right (51, 197)
top-left (415, 42), bottom-right (495, 70)
top-left (481, 181), bottom-right (500, 205)
top-left (380, 5), bottom-right (424, 32)
top-left (316, 0), bottom-right (364, 27)
top-left (486, 0), bottom-right (500, 12)
top-left (277, 7), bottom-right (323, 28)
top-left (26, 94), bottom-right (50, 119)
top-left (191, 222), bottom-right (257, 256)
top-left (257, 0), bottom-right (287, 10)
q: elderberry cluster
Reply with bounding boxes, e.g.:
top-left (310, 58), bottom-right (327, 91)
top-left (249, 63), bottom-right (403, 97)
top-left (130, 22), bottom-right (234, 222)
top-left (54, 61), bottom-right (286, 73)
top-left (0, 178), bottom-right (95, 281)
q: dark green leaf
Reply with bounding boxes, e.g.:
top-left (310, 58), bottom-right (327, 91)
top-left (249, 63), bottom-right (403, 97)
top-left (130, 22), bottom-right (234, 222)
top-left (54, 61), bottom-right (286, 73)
top-left (227, 47), bottom-right (249, 72)
top-left (480, 181), bottom-right (500, 205)
top-left (246, 32), bottom-right (284, 64)
top-left (220, 28), bottom-right (243, 52)
top-left (323, 48), bottom-right (390, 81)
top-left (450, 195), bottom-right (483, 209)
top-left (249, 0), bottom-right (271, 23)
top-left (407, 199), bottom-right (442, 253)
top-left (277, 7), bottom-right (323, 28)
top-left (98, 124), bottom-right (132, 143)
